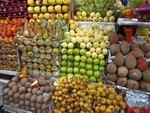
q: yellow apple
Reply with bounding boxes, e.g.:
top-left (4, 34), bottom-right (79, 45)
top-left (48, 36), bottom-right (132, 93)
top-left (42, 0), bottom-right (48, 5)
top-left (69, 19), bottom-right (75, 24)
top-left (33, 14), bottom-right (39, 19)
top-left (54, 5), bottom-right (61, 13)
top-left (73, 15), bottom-right (78, 21)
top-left (27, 0), bottom-right (34, 6)
top-left (39, 13), bottom-right (44, 19)
top-left (44, 13), bottom-right (50, 19)
top-left (35, 0), bottom-right (41, 5)
top-left (56, 13), bottom-right (63, 19)
top-left (34, 6), bottom-right (40, 13)
top-left (63, 13), bottom-right (69, 20)
top-left (63, 0), bottom-right (71, 4)
top-left (48, 0), bottom-right (56, 5)
top-left (41, 6), bottom-right (47, 13)
top-left (76, 11), bottom-right (81, 16)
top-left (62, 5), bottom-right (69, 12)
top-left (81, 11), bottom-right (87, 17)
top-left (27, 7), bottom-right (34, 13)
top-left (48, 19), bottom-right (52, 22)
top-left (56, 0), bottom-right (63, 4)
top-left (48, 6), bottom-right (54, 12)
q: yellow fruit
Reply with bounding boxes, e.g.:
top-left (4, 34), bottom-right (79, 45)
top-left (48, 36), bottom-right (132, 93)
top-left (87, 84), bottom-right (95, 89)
top-left (81, 11), bottom-right (87, 17)
top-left (48, 0), bottom-right (56, 5)
top-left (63, 13), bottom-right (69, 20)
top-left (34, 6), bottom-right (40, 13)
top-left (115, 95), bottom-right (122, 101)
top-left (69, 19), bottom-right (75, 24)
top-left (97, 87), bottom-right (103, 93)
top-left (62, 5), bottom-right (69, 12)
top-left (114, 105), bottom-right (120, 112)
top-left (63, 0), bottom-right (71, 4)
top-left (56, 13), bottom-right (63, 19)
top-left (119, 101), bottom-right (126, 109)
top-left (100, 105), bottom-right (106, 111)
top-left (97, 82), bottom-right (103, 87)
top-left (101, 98), bottom-right (106, 104)
top-left (39, 13), bottom-right (44, 19)
top-left (41, 6), bottom-right (47, 13)
top-left (48, 6), bottom-right (54, 12)
top-left (35, 0), bottom-right (41, 5)
top-left (54, 5), bottom-right (61, 13)
top-left (56, 0), bottom-right (63, 4)
top-left (27, 0), bottom-right (34, 6)
top-left (44, 13), bottom-right (50, 19)
top-left (33, 14), bottom-right (38, 19)
top-left (106, 98), bottom-right (112, 105)
top-left (42, 0), bottom-right (48, 4)
top-left (106, 107), bottom-right (112, 113)
top-left (73, 15), bottom-right (78, 20)
top-left (108, 105), bottom-right (115, 112)
top-left (27, 7), bottom-right (34, 13)
top-left (112, 99), bottom-right (118, 106)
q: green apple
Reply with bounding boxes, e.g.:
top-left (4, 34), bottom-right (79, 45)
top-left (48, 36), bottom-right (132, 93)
top-left (61, 67), bottom-right (67, 72)
top-left (86, 51), bottom-right (91, 57)
top-left (87, 57), bottom-right (93, 64)
top-left (67, 48), bottom-right (73, 55)
top-left (80, 43), bottom-right (86, 49)
top-left (62, 54), bottom-right (67, 60)
top-left (61, 42), bottom-right (68, 48)
top-left (90, 76), bottom-right (97, 82)
top-left (74, 48), bottom-right (80, 55)
top-left (67, 67), bottom-right (73, 73)
top-left (92, 53), bottom-right (97, 58)
top-left (83, 75), bottom-right (89, 79)
top-left (93, 65), bottom-right (99, 71)
top-left (99, 66), bottom-right (105, 72)
top-left (74, 55), bottom-right (80, 62)
top-left (74, 67), bottom-right (79, 74)
top-left (74, 74), bottom-right (81, 78)
top-left (102, 48), bottom-right (108, 55)
top-left (80, 55), bottom-right (87, 62)
top-left (68, 42), bottom-right (74, 48)
top-left (65, 37), bottom-right (71, 43)
top-left (61, 60), bottom-right (67, 66)
top-left (79, 62), bottom-right (86, 68)
top-left (61, 48), bottom-right (67, 54)
top-left (67, 61), bottom-right (74, 67)
top-left (67, 73), bottom-right (74, 79)
top-left (93, 58), bottom-right (99, 65)
top-left (86, 64), bottom-right (93, 70)
top-left (87, 70), bottom-right (93, 77)
top-left (74, 61), bottom-right (79, 67)
top-left (99, 60), bottom-right (106, 66)
top-left (93, 42), bottom-right (99, 48)
top-left (94, 71), bottom-right (100, 78)
top-left (60, 72), bottom-right (66, 77)
top-left (98, 54), bottom-right (105, 60)
top-left (80, 48), bottom-right (87, 56)
top-left (68, 55), bottom-right (74, 61)
top-left (80, 68), bottom-right (86, 75)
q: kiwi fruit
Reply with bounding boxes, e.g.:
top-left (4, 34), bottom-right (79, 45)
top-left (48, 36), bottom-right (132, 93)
top-left (126, 79), bottom-right (139, 90)
top-left (19, 100), bottom-right (25, 106)
top-left (128, 68), bottom-right (142, 80)
top-left (27, 88), bottom-right (32, 93)
top-left (25, 93), bottom-right (32, 100)
top-left (43, 96), bottom-right (50, 104)
top-left (32, 88), bottom-right (39, 95)
top-left (142, 69), bottom-right (150, 83)
top-left (106, 63), bottom-right (117, 74)
top-left (118, 34), bottom-right (125, 41)
top-left (117, 77), bottom-right (127, 87)
top-left (36, 103), bottom-right (42, 109)
top-left (37, 95), bottom-right (43, 103)
top-left (145, 51), bottom-right (150, 58)
top-left (109, 31), bottom-right (119, 44)
top-left (117, 66), bottom-right (128, 77)
top-left (44, 86), bottom-right (50, 93)
top-left (120, 41), bottom-right (130, 55)
top-left (14, 93), bottom-right (20, 99)
top-left (12, 77), bottom-right (19, 82)
top-left (42, 104), bottom-right (47, 110)
top-left (25, 106), bottom-right (30, 111)
top-left (49, 85), bottom-right (56, 93)
top-left (37, 109), bottom-right (42, 113)
top-left (3, 88), bottom-right (10, 95)
top-left (20, 78), bottom-right (28, 86)
top-left (9, 97), bottom-right (14, 101)
top-left (109, 44), bottom-right (120, 55)
top-left (125, 54), bottom-right (136, 69)
top-left (12, 85), bottom-right (19, 93)
top-left (31, 107), bottom-right (36, 112)
top-left (140, 43), bottom-right (150, 52)
top-left (20, 94), bottom-right (25, 99)
top-left (139, 80), bottom-right (150, 92)
top-left (106, 73), bottom-right (118, 82)
top-left (3, 100), bottom-right (9, 105)
top-left (8, 82), bottom-right (17, 88)
top-left (19, 86), bottom-right (26, 93)
top-left (128, 50), bottom-right (144, 58)
top-left (31, 95), bottom-right (37, 102)
top-left (14, 99), bottom-right (19, 103)
top-left (130, 41), bottom-right (139, 50)
top-left (8, 90), bottom-right (13, 96)
top-left (37, 90), bottom-right (43, 95)
top-left (114, 53), bottom-right (124, 66)
top-left (25, 82), bottom-right (31, 88)
top-left (31, 102), bottom-right (36, 107)
top-left (49, 79), bottom-right (54, 86)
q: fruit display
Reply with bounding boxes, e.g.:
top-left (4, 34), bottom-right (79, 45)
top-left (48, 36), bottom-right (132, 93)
top-left (52, 77), bottom-right (126, 113)
top-left (106, 32), bottom-right (150, 92)
top-left (17, 19), bottom-right (69, 77)
top-left (0, 18), bottom-right (26, 71)
top-left (60, 20), bottom-right (115, 82)
top-left (27, 0), bottom-right (72, 21)
top-left (73, 0), bottom-right (120, 22)
top-left (2, 68), bottom-right (55, 113)
top-left (125, 106), bottom-right (150, 113)
top-left (0, 0), bottom-right (27, 19)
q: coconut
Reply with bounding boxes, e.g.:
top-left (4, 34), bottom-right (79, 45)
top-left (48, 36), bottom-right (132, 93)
top-left (37, 39), bottom-right (45, 46)
top-left (40, 54), bottom-right (45, 59)
top-left (46, 47), bottom-right (52, 53)
top-left (33, 46), bottom-right (39, 53)
top-left (45, 54), bottom-right (52, 60)
top-left (45, 38), bottom-right (51, 46)
top-left (39, 46), bottom-right (46, 54)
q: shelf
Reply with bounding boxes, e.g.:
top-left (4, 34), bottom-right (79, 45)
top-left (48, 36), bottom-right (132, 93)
top-left (3, 105), bottom-right (32, 113)
top-left (117, 18), bottom-right (150, 27)
top-left (0, 70), bottom-right (17, 76)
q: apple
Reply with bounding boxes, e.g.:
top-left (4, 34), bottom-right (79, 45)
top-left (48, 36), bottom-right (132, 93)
top-left (86, 51), bottom-right (91, 57)
top-left (90, 76), bottom-right (97, 82)
top-left (61, 42), bottom-right (68, 48)
top-left (63, 13), bottom-right (69, 20)
top-left (87, 58), bottom-right (93, 64)
top-left (90, 12), bottom-right (95, 17)
top-left (90, 47), bottom-right (96, 53)
top-left (81, 11), bottom-right (87, 17)
top-left (76, 36), bottom-right (83, 43)
top-left (67, 67), bottom-right (73, 73)
top-left (80, 55), bottom-right (87, 63)
top-left (71, 37), bottom-right (77, 44)
top-left (74, 48), bottom-right (80, 55)
top-left (44, 13), bottom-right (50, 20)
top-left (109, 16), bottom-right (115, 22)
top-left (92, 53), bottom-right (97, 58)
top-left (61, 67), bottom-right (67, 72)
top-left (99, 60), bottom-right (106, 66)
top-left (86, 43), bottom-right (92, 49)
top-left (106, 10), bottom-right (113, 17)
top-left (87, 70), bottom-right (93, 77)
top-left (54, 5), bottom-right (61, 13)
top-left (86, 64), bottom-right (93, 70)
top-left (80, 48), bottom-right (87, 56)
top-left (93, 42), bottom-right (99, 48)
top-left (103, 36), bottom-right (109, 41)
top-left (74, 55), bottom-right (80, 62)
top-left (62, 5), bottom-right (69, 12)
top-left (83, 37), bottom-right (90, 43)
top-left (48, 0), bottom-right (56, 5)
top-left (56, 0), bottom-right (63, 4)
top-left (98, 54), bottom-right (105, 60)
top-left (96, 12), bottom-right (101, 17)
top-left (93, 65), bottom-right (99, 71)
top-left (68, 42), bottom-right (74, 48)
top-left (34, 6), bottom-right (40, 13)
top-left (67, 48), bottom-right (73, 55)
top-left (80, 43), bottom-right (86, 49)
top-left (67, 61), bottom-right (74, 67)
top-left (99, 66), bottom-right (105, 72)
top-left (61, 48), bottom-right (67, 54)
top-left (96, 48), bottom-right (102, 54)
top-left (68, 55), bottom-right (74, 61)
top-left (83, 75), bottom-right (89, 79)
top-left (74, 67), bottom-right (79, 74)
top-left (74, 61), bottom-right (79, 67)
top-left (94, 71), bottom-right (101, 78)
top-left (62, 54), bottom-right (67, 60)
top-left (100, 42), bottom-right (107, 49)
top-left (48, 6), bottom-right (54, 12)
top-left (61, 60), bottom-right (67, 66)
top-left (74, 74), bottom-right (81, 78)
top-left (80, 68), bottom-right (86, 75)
top-left (93, 58), bottom-right (99, 65)
top-left (67, 73), bottom-right (73, 79)
top-left (79, 62), bottom-right (86, 68)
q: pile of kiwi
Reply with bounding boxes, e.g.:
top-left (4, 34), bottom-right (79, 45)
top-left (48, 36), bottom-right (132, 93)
top-left (2, 76), bottom-right (55, 113)
top-left (106, 32), bottom-right (150, 92)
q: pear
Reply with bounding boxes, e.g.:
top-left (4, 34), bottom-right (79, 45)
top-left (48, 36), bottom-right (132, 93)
top-left (45, 38), bottom-right (51, 46)
top-left (33, 63), bottom-right (39, 69)
top-left (18, 44), bottom-right (24, 51)
top-left (46, 47), bottom-right (52, 53)
top-left (40, 54), bottom-right (45, 59)
top-left (56, 28), bottom-right (63, 41)
top-left (39, 64), bottom-right (45, 70)
top-left (27, 63), bottom-right (33, 68)
top-left (43, 28), bottom-right (49, 39)
top-left (23, 26), bottom-right (29, 38)
top-left (33, 69), bottom-right (40, 75)
top-left (38, 59), bottom-right (43, 64)
top-left (24, 39), bottom-right (31, 45)
top-left (43, 59), bottom-right (50, 65)
top-left (51, 29), bottom-right (56, 40)
top-left (33, 46), bottom-right (39, 53)
top-left (31, 39), bottom-right (37, 46)
top-left (37, 39), bottom-right (45, 46)
top-left (34, 53), bottom-right (40, 58)
top-left (26, 45), bottom-right (32, 51)
top-left (26, 57), bottom-right (32, 63)
top-left (28, 27), bottom-right (36, 38)
top-left (47, 22), bottom-right (52, 32)
top-left (39, 46), bottom-right (46, 54)
top-left (17, 27), bottom-right (24, 36)
top-left (45, 54), bottom-right (52, 60)
top-left (32, 58), bottom-right (38, 63)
